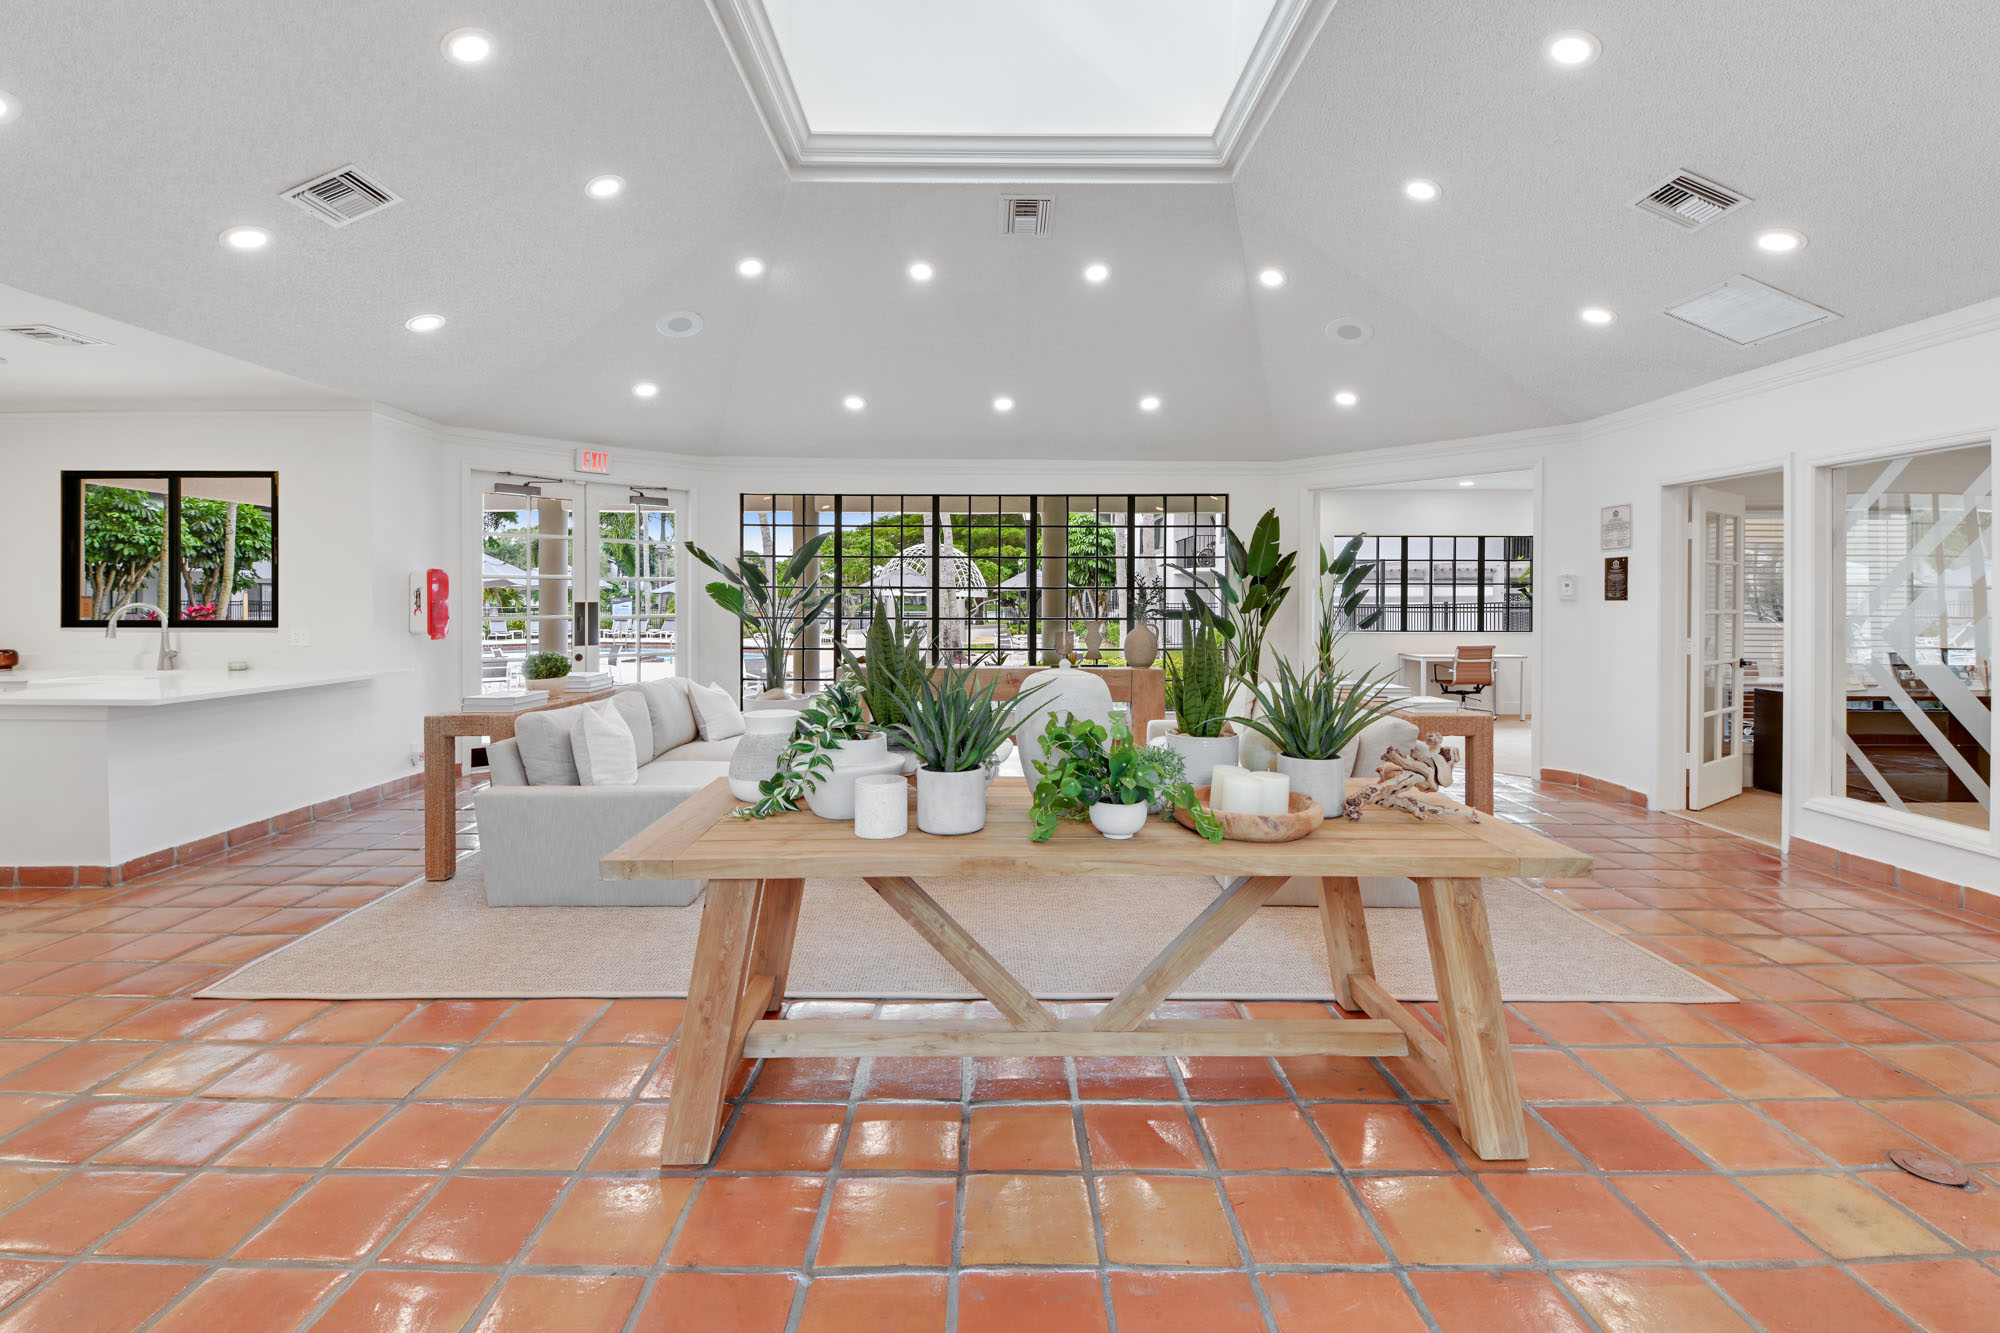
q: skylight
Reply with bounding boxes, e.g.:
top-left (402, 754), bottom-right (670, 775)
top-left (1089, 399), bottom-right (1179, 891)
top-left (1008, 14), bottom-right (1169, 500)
top-left (763, 0), bottom-right (1279, 137)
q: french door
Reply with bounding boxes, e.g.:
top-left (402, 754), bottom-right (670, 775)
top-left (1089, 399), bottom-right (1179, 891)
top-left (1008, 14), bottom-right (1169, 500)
top-left (1688, 486), bottom-right (1747, 808)
top-left (474, 476), bottom-right (679, 695)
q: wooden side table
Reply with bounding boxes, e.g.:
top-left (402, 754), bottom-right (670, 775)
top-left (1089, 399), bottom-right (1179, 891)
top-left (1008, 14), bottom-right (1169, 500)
top-left (1397, 708), bottom-right (1496, 814)
top-left (423, 686), bottom-right (615, 881)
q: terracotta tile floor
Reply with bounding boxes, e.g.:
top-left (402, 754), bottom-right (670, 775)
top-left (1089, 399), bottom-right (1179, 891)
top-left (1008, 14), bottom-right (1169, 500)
top-left (0, 779), bottom-right (1998, 1330)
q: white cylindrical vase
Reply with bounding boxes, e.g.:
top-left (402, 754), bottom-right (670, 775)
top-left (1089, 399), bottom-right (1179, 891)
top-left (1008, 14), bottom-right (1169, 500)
top-left (1163, 730), bottom-right (1240, 788)
top-left (1273, 752), bottom-right (1354, 813)
top-left (853, 775), bottom-right (909, 839)
top-left (728, 710), bottom-right (802, 801)
top-left (916, 767), bottom-right (992, 835)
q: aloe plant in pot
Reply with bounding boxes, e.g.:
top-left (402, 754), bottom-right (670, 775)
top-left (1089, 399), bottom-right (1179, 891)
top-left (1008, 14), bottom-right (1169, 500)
top-left (1159, 622), bottom-right (1237, 785)
top-left (1229, 656), bottom-right (1404, 811)
top-left (885, 663), bottom-right (1047, 835)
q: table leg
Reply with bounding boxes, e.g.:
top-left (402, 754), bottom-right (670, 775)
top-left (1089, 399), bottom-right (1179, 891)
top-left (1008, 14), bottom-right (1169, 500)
top-left (748, 878), bottom-right (804, 1016)
top-left (1316, 876), bottom-right (1372, 1010)
top-left (661, 878), bottom-right (762, 1165)
top-left (423, 717), bottom-right (456, 881)
top-left (1466, 726), bottom-right (1494, 815)
top-left (1416, 876), bottom-right (1527, 1159)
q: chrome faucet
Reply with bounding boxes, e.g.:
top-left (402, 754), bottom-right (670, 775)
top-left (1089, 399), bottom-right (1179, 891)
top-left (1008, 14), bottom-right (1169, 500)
top-left (105, 601), bottom-right (180, 671)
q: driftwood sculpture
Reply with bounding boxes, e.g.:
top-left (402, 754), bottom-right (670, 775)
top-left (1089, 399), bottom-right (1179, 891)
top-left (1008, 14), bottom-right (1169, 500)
top-left (1342, 735), bottom-right (1479, 822)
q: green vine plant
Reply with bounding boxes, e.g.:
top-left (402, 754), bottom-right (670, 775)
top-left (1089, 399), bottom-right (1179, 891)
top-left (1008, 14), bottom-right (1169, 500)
top-left (734, 677), bottom-right (871, 819)
top-left (1028, 713), bottom-right (1223, 844)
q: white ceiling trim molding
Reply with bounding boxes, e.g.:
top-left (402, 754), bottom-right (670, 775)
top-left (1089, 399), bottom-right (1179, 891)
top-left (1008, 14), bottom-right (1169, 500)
top-left (1276, 422), bottom-right (1582, 488)
top-left (706, 0), bottom-right (1338, 182)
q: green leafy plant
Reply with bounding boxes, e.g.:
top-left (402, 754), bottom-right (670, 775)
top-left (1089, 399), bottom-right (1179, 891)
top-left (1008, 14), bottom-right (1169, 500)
top-left (1229, 656), bottom-right (1403, 762)
top-left (885, 662), bottom-right (1048, 773)
top-left (1029, 713), bottom-right (1222, 842)
top-left (735, 677), bottom-right (873, 819)
top-left (1172, 507), bottom-right (1296, 698)
top-left (1126, 572), bottom-right (1164, 630)
top-left (1163, 625), bottom-right (1229, 738)
top-left (1315, 536), bottom-right (1381, 669)
top-left (836, 603), bottom-right (930, 731)
top-left (80, 483), bottom-right (165, 616)
top-left (685, 531), bottom-right (837, 694)
top-left (525, 651), bottom-right (571, 680)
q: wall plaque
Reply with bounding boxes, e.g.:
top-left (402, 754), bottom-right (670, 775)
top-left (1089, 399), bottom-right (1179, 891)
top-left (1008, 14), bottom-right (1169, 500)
top-left (1604, 556), bottom-right (1629, 601)
top-left (1600, 503), bottom-right (1632, 551)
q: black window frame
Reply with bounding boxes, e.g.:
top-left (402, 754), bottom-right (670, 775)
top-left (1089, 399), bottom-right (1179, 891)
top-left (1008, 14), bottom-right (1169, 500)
top-left (1338, 533), bottom-right (1532, 633)
top-left (60, 470), bottom-right (281, 629)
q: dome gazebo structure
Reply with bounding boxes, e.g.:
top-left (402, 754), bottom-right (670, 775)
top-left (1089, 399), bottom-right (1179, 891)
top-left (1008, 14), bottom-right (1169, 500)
top-left (868, 521), bottom-right (989, 658)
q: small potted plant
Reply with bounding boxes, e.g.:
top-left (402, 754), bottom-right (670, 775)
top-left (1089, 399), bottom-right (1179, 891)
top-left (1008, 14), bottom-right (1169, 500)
top-left (885, 662), bottom-right (1047, 835)
top-left (1229, 656), bottom-right (1404, 811)
top-left (735, 677), bottom-right (897, 820)
top-left (836, 603), bottom-right (929, 770)
top-left (523, 651), bottom-right (572, 692)
top-left (1160, 624), bottom-right (1237, 785)
top-left (1029, 713), bottom-right (1221, 841)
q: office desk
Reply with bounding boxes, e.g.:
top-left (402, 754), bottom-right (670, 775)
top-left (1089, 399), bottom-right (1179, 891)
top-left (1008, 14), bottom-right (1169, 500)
top-left (1397, 653), bottom-right (1530, 719)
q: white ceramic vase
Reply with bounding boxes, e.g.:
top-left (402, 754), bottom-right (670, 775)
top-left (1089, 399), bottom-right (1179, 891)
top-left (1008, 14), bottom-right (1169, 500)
top-left (916, 767), bottom-right (994, 835)
top-left (804, 734), bottom-right (902, 820)
top-left (853, 774), bottom-right (909, 839)
top-left (1089, 800), bottom-right (1149, 839)
top-left (728, 710), bottom-right (802, 801)
top-left (1273, 751), bottom-right (1355, 814)
top-left (1123, 621), bottom-right (1159, 669)
top-left (1013, 667), bottom-right (1114, 779)
top-left (1163, 730), bottom-right (1240, 788)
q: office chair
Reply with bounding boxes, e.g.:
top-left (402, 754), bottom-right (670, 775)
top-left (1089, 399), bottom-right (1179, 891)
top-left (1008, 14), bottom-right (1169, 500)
top-left (1431, 645), bottom-right (1496, 712)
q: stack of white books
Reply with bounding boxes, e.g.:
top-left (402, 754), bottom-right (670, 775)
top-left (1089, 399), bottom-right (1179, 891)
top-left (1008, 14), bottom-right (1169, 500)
top-left (459, 691), bottom-right (541, 713)
top-left (565, 670), bottom-right (614, 691)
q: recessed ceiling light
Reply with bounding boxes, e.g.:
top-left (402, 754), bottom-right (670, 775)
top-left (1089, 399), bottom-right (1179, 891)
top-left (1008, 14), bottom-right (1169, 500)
top-left (1083, 262), bottom-right (1110, 284)
top-left (220, 226), bottom-right (272, 251)
top-left (1403, 178), bottom-right (1441, 203)
top-left (1257, 268), bottom-right (1286, 289)
top-left (441, 28), bottom-right (495, 64)
top-left (737, 257), bottom-right (766, 278)
top-left (1579, 306), bottom-right (1616, 325)
top-left (992, 396), bottom-right (1015, 413)
top-left (585, 174), bottom-right (625, 200)
top-left (0, 90), bottom-right (18, 125)
top-left (1138, 395), bottom-right (1161, 412)
top-left (1545, 30), bottom-right (1601, 67)
top-left (907, 261), bottom-right (935, 282)
top-left (404, 313), bottom-right (446, 333)
top-left (1459, 479), bottom-right (1476, 487)
top-left (1333, 390), bottom-right (1358, 408)
top-left (843, 394), bottom-right (866, 412)
top-left (1756, 228), bottom-right (1808, 254)
top-left (632, 381), bottom-right (659, 398)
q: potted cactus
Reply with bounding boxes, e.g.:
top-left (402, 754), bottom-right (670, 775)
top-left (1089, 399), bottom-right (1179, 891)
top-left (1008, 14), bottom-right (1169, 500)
top-left (1160, 623), bottom-right (1237, 785)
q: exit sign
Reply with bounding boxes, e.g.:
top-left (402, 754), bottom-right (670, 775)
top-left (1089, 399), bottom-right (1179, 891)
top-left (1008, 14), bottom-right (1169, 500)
top-left (575, 448), bottom-right (612, 475)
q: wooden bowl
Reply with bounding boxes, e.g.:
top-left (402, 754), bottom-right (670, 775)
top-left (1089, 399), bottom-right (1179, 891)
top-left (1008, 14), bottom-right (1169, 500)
top-left (1173, 786), bottom-right (1325, 842)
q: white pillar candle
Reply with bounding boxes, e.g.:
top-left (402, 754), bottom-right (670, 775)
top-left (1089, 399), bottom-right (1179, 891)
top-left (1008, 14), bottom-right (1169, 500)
top-left (1208, 764), bottom-right (1246, 799)
top-left (1214, 769), bottom-right (1259, 814)
top-left (853, 775), bottom-right (909, 839)
top-left (1250, 771), bottom-right (1292, 814)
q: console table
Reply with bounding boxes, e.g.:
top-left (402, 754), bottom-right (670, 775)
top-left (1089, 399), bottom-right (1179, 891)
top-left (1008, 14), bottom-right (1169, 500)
top-left (603, 777), bottom-right (1590, 1164)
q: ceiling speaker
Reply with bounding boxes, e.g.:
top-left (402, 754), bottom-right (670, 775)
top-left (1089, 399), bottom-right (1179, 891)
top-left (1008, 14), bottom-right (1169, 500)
top-left (656, 311), bottom-right (705, 338)
top-left (1325, 318), bottom-right (1373, 344)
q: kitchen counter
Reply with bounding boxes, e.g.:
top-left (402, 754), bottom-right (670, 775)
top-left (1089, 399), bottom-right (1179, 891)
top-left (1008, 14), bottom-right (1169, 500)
top-left (0, 667), bottom-right (383, 707)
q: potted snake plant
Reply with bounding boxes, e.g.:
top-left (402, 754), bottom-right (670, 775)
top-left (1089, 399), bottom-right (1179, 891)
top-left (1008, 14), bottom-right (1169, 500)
top-left (1159, 622), bottom-right (1237, 785)
top-left (885, 663), bottom-right (1047, 835)
top-left (1228, 656), bottom-right (1404, 811)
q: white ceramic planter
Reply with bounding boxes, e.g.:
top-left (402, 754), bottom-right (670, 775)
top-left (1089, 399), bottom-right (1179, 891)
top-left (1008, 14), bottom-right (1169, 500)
top-left (916, 767), bottom-right (993, 835)
top-left (804, 734), bottom-right (901, 820)
top-left (728, 709), bottom-right (803, 801)
top-left (1089, 800), bottom-right (1149, 839)
top-left (1163, 730), bottom-right (1240, 788)
top-left (853, 775), bottom-right (910, 839)
top-left (1273, 752), bottom-right (1355, 813)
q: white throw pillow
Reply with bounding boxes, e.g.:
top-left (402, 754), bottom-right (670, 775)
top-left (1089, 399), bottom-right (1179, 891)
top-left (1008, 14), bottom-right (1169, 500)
top-left (686, 680), bottom-right (746, 742)
top-left (572, 699), bottom-right (639, 786)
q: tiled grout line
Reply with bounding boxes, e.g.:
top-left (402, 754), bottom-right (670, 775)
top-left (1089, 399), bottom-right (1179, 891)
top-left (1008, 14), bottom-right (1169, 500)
top-left (779, 1002), bottom-right (879, 1332)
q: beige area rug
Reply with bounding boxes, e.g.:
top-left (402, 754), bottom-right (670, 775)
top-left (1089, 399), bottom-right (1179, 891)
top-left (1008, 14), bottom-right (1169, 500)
top-left (201, 859), bottom-right (1727, 1005)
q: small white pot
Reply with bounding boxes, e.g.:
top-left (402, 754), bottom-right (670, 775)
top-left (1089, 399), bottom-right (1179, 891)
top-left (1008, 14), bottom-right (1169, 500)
top-left (1163, 730), bottom-right (1240, 788)
top-left (804, 734), bottom-right (898, 820)
top-left (853, 774), bottom-right (910, 839)
top-left (1089, 800), bottom-right (1149, 839)
top-left (1273, 752), bottom-right (1355, 813)
top-left (916, 766), bottom-right (993, 835)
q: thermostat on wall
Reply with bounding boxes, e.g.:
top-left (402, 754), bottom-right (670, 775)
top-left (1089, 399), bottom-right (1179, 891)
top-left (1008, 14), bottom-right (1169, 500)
top-left (1557, 574), bottom-right (1579, 601)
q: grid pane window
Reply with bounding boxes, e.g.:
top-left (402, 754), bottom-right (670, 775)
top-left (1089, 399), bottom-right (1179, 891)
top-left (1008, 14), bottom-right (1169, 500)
top-left (1334, 534), bottom-right (1532, 633)
top-left (744, 494), bottom-right (1228, 698)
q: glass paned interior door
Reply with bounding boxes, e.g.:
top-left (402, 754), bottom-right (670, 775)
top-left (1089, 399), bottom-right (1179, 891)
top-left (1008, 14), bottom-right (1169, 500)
top-left (479, 488), bottom-right (576, 694)
top-left (1689, 486), bottom-right (1746, 809)
top-left (1832, 444), bottom-right (1992, 830)
top-left (596, 495), bottom-right (678, 685)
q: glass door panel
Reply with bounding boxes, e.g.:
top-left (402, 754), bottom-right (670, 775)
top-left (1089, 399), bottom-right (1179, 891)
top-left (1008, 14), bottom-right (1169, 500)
top-left (479, 484), bottom-right (579, 695)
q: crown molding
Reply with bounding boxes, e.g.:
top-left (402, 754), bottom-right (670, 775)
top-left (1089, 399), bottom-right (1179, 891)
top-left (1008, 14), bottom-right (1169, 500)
top-left (0, 396), bottom-right (364, 419)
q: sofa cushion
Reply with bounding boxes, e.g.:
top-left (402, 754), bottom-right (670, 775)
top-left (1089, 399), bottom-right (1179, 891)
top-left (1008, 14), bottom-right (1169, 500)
top-left (514, 708), bottom-right (582, 786)
top-left (687, 680), bottom-right (746, 741)
top-left (486, 738), bottom-right (529, 787)
top-left (654, 738), bottom-right (739, 765)
top-left (1351, 715), bottom-right (1420, 782)
top-left (633, 759), bottom-right (740, 793)
top-left (637, 679), bottom-right (699, 755)
top-left (573, 700), bottom-right (640, 786)
top-left (609, 688), bottom-right (656, 762)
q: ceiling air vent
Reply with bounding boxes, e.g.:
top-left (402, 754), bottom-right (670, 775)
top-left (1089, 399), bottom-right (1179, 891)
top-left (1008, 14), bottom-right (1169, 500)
top-left (1000, 196), bottom-right (1052, 237)
top-left (1665, 276), bottom-right (1839, 346)
top-left (1633, 171), bottom-right (1748, 231)
top-left (283, 165), bottom-right (401, 227)
top-left (5, 324), bottom-right (106, 347)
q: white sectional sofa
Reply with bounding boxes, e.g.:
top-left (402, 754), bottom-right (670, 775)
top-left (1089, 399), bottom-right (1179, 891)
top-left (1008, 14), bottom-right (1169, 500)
top-left (474, 679), bottom-right (738, 907)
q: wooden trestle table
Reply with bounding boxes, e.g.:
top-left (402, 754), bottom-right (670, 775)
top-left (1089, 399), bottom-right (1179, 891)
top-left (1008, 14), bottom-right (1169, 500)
top-left (602, 777), bottom-right (1592, 1166)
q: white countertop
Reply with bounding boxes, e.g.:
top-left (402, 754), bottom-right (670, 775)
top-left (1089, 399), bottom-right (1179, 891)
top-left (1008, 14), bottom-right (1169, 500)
top-left (0, 667), bottom-right (385, 708)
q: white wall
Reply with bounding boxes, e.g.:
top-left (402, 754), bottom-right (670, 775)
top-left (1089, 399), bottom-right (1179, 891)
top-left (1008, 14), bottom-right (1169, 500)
top-left (1316, 485), bottom-right (1535, 713)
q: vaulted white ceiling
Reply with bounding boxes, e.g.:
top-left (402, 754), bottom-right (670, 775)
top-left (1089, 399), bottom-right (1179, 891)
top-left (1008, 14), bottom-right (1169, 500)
top-left (2, 0), bottom-right (1998, 460)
